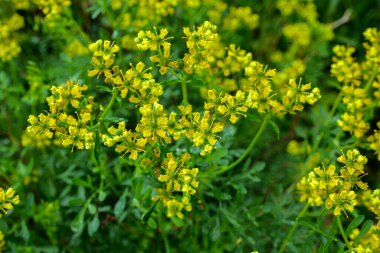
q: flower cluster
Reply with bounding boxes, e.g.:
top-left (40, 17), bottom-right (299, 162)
top-left (27, 81), bottom-right (94, 150)
top-left (88, 39), bottom-right (120, 79)
top-left (28, 21), bottom-right (321, 219)
top-left (0, 187), bottom-right (20, 218)
top-left (135, 28), bottom-right (178, 75)
top-left (297, 149), bottom-right (368, 216)
top-left (0, 13), bottom-right (24, 62)
top-left (270, 0), bottom-right (333, 91)
top-left (287, 140), bottom-right (311, 156)
top-left (110, 0), bottom-right (260, 52)
top-left (34, 0), bottom-right (71, 21)
top-left (183, 21), bottom-right (218, 74)
top-left (216, 44), bottom-right (252, 77)
top-left (332, 28), bottom-right (380, 138)
top-left (222, 6), bottom-right (259, 31)
top-left (153, 153), bottom-right (199, 219)
top-left (349, 226), bottom-right (380, 252)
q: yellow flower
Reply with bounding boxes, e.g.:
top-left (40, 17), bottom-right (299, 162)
top-left (166, 197), bottom-right (192, 219)
top-left (27, 113), bottom-right (56, 139)
top-left (102, 122), bottom-right (147, 160)
top-left (157, 153), bottom-right (199, 195)
top-left (326, 190), bottom-right (357, 216)
top-left (331, 45), bottom-right (361, 86)
top-left (0, 187), bottom-right (20, 217)
top-left (337, 113), bottom-right (369, 138)
top-left (287, 140), bottom-right (311, 156)
top-left (337, 149), bottom-right (368, 174)
top-left (307, 164), bottom-right (340, 195)
top-left (338, 149), bottom-right (368, 190)
top-left (186, 111), bottom-right (225, 156)
top-left (136, 103), bottom-right (171, 144)
top-left (222, 6), bottom-right (259, 31)
top-left (183, 21), bottom-right (218, 73)
top-left (297, 177), bottom-right (323, 206)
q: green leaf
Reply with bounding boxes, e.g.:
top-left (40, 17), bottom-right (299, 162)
top-left (299, 217), bottom-right (316, 229)
top-left (114, 188), bottom-right (128, 219)
top-left (269, 120), bottom-right (280, 140)
top-left (68, 198), bottom-right (85, 206)
top-left (114, 197), bottom-right (126, 219)
top-left (206, 146), bottom-right (228, 163)
top-left (88, 213), bottom-right (100, 236)
top-left (91, 130), bottom-right (101, 166)
top-left (98, 190), bottom-right (107, 202)
top-left (211, 187), bottom-right (232, 200)
top-left (171, 217), bottom-right (184, 227)
top-left (161, 78), bottom-right (179, 86)
top-left (220, 208), bottom-right (240, 228)
top-left (71, 207), bottom-right (86, 234)
top-left (354, 220), bottom-right (373, 244)
top-left (134, 178), bottom-right (143, 199)
top-left (345, 215), bottom-right (364, 235)
top-left (147, 218), bottom-right (158, 229)
top-left (142, 200), bottom-right (159, 222)
top-left (72, 178), bottom-right (92, 188)
top-left (96, 85), bottom-right (112, 92)
top-left (252, 161), bottom-right (266, 173)
top-left (88, 203), bottom-right (97, 214)
top-left (21, 219), bottom-right (30, 242)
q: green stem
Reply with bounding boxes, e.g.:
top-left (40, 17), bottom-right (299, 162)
top-left (168, 68), bottom-right (182, 81)
top-left (159, 217), bottom-right (171, 253)
top-left (215, 114), bottom-right (270, 175)
top-left (279, 204), bottom-right (309, 253)
top-left (336, 216), bottom-right (351, 250)
top-left (102, 0), bottom-right (115, 27)
top-left (327, 90), bottom-right (343, 123)
top-left (89, 88), bottom-right (118, 131)
top-left (100, 88), bottom-right (118, 120)
top-left (181, 77), bottom-right (188, 105)
top-left (303, 89), bottom-right (343, 172)
top-left (364, 67), bottom-right (378, 91)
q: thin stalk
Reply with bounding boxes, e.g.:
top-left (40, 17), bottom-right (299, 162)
top-left (101, 0), bottom-right (115, 27)
top-left (336, 216), bottom-right (351, 250)
top-left (215, 115), bottom-right (270, 175)
top-left (100, 88), bottom-right (118, 120)
top-left (181, 77), bottom-right (188, 105)
top-left (279, 204), bottom-right (309, 253)
top-left (364, 67), bottom-right (378, 91)
top-left (302, 89), bottom-right (343, 173)
top-left (168, 68), bottom-right (182, 81)
top-left (159, 217), bottom-right (171, 253)
top-left (327, 90), bottom-right (343, 123)
top-left (89, 88), bottom-right (118, 131)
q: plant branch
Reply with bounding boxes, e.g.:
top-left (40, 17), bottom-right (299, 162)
top-left (279, 204), bottom-right (309, 253)
top-left (215, 114), bottom-right (270, 175)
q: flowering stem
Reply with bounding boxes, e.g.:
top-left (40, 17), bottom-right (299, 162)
top-left (215, 114), bottom-right (270, 175)
top-left (336, 216), bottom-right (351, 250)
top-left (364, 67), bottom-right (378, 91)
top-left (327, 89), bottom-right (343, 123)
top-left (100, 88), bottom-right (118, 120)
top-left (89, 88), bottom-right (118, 131)
top-left (159, 216), bottom-right (171, 253)
top-left (181, 77), bottom-right (188, 105)
top-left (301, 88), bottom-right (343, 173)
top-left (279, 204), bottom-right (309, 253)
